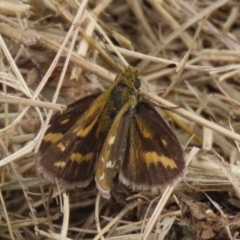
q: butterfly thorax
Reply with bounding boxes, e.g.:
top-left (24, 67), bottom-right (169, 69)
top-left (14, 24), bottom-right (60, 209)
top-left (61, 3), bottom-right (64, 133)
top-left (97, 66), bottom-right (141, 133)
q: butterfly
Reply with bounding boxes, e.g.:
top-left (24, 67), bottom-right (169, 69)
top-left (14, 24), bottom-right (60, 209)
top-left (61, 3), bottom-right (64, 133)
top-left (37, 65), bottom-right (185, 199)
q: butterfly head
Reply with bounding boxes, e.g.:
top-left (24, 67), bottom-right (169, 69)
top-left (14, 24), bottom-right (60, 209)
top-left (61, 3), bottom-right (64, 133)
top-left (115, 66), bottom-right (141, 90)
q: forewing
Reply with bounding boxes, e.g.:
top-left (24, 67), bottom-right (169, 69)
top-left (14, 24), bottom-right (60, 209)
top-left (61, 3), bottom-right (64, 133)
top-left (119, 102), bottom-right (185, 190)
top-left (39, 94), bottom-right (100, 152)
top-left (38, 93), bottom-right (108, 187)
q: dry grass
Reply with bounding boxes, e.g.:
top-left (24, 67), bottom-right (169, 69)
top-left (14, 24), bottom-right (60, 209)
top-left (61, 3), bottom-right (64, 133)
top-left (0, 0), bottom-right (240, 239)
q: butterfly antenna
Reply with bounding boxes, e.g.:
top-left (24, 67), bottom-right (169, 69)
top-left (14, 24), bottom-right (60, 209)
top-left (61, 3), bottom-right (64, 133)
top-left (142, 63), bottom-right (176, 76)
top-left (94, 30), bottom-right (122, 73)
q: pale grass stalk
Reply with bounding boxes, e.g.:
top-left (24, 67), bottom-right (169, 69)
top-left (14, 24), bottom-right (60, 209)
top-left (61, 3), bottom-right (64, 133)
top-left (155, 216), bottom-right (176, 239)
top-left (0, 94), bottom-right (65, 111)
top-left (0, 37), bottom-right (32, 98)
top-left (71, 0), bottom-right (111, 80)
top-left (127, 0), bottom-right (157, 44)
top-left (2, 70), bottom-right (9, 149)
top-left (212, 150), bottom-right (240, 199)
top-left (219, 68), bottom-right (240, 82)
top-left (88, 13), bottom-right (128, 68)
top-left (228, 116), bottom-right (240, 154)
top-left (37, 229), bottom-right (72, 240)
top-left (35, 0), bottom-right (89, 152)
top-left (195, 94), bottom-right (212, 117)
top-left (0, 35), bottom-right (43, 148)
top-left (93, 201), bottom-right (138, 240)
top-left (9, 134), bottom-right (34, 144)
top-left (60, 193), bottom-right (70, 240)
top-left (162, 13), bottom-right (209, 98)
top-left (33, 188), bottom-right (65, 208)
top-left (95, 193), bottom-right (105, 240)
top-left (139, 0), bottom-right (228, 70)
top-left (0, 138), bottom-right (36, 167)
top-left (212, 94), bottom-right (239, 109)
top-left (111, 46), bottom-right (212, 73)
top-left (0, 139), bottom-right (38, 237)
top-left (196, 51), bottom-right (240, 62)
top-left (0, 1), bottom-right (31, 18)
top-left (140, 196), bottom-right (159, 235)
top-left (182, 1), bottom-right (238, 50)
top-left (210, 64), bottom-right (240, 74)
top-left (0, 190), bottom-right (15, 240)
top-left (149, 0), bottom-right (192, 47)
top-left (212, 77), bottom-right (240, 105)
top-left (223, 6), bottom-right (239, 30)
top-left (142, 186), bottom-right (175, 240)
top-left (189, 157), bottom-right (240, 180)
top-left (203, 127), bottom-right (213, 150)
top-left (92, 0), bottom-right (113, 16)
top-left (71, 19), bottom-right (95, 80)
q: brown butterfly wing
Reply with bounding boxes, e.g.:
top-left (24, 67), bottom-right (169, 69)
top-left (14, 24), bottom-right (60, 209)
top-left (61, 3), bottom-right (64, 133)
top-left (38, 93), bottom-right (110, 187)
top-left (119, 102), bottom-right (185, 190)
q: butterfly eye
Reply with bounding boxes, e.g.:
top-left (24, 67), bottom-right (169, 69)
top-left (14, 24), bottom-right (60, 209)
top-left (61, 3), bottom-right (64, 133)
top-left (134, 78), bottom-right (141, 89)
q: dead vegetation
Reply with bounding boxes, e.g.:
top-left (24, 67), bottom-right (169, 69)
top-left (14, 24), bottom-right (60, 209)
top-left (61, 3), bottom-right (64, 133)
top-left (0, 0), bottom-right (240, 239)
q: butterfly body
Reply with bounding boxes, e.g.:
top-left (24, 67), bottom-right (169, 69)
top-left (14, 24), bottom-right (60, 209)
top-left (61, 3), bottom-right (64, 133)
top-left (38, 66), bottom-right (185, 199)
